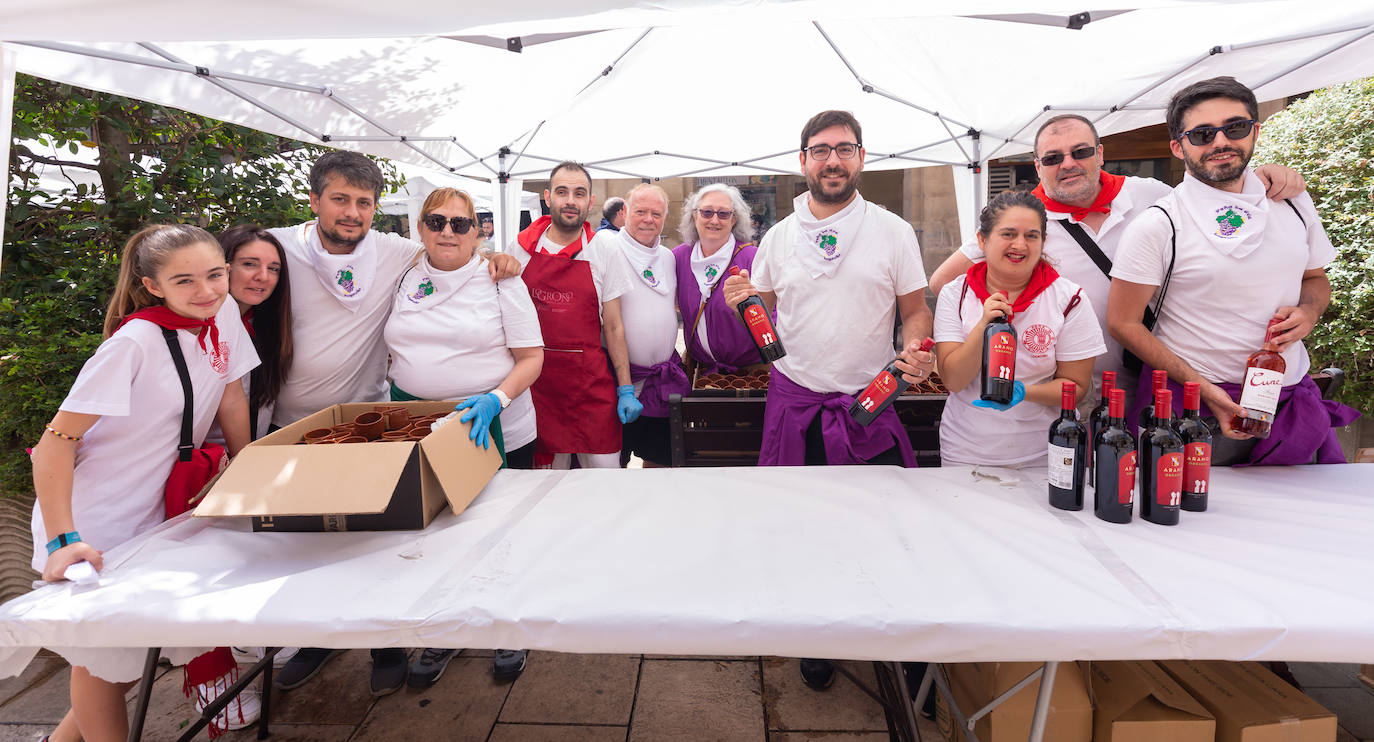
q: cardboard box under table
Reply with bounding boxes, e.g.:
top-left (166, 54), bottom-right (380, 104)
top-left (935, 661), bottom-right (1094, 742)
top-left (195, 401), bottom-right (501, 531)
top-left (1158, 660), bottom-right (1337, 742)
top-left (1083, 660), bottom-right (1215, 742)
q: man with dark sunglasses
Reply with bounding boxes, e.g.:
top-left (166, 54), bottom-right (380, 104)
top-left (929, 113), bottom-right (1305, 415)
top-left (1108, 76), bottom-right (1356, 466)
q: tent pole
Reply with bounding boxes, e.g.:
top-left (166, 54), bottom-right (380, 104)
top-left (971, 129), bottom-right (983, 232)
top-left (0, 43), bottom-right (15, 276)
top-left (498, 148), bottom-right (510, 254)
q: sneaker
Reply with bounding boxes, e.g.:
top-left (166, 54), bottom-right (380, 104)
top-left (408, 648), bottom-right (459, 688)
top-left (233, 646), bottom-right (298, 668)
top-left (192, 684), bottom-right (261, 731)
top-left (493, 649), bottom-right (527, 681)
top-left (370, 648), bottom-right (409, 697)
top-left (800, 658), bottom-right (835, 690)
top-left (274, 647), bottom-right (344, 690)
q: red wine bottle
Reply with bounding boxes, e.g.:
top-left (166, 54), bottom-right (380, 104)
top-left (1086, 370), bottom-right (1116, 483)
top-left (1139, 388), bottom-right (1184, 527)
top-left (1232, 318), bottom-right (1285, 438)
top-left (1094, 388), bottom-right (1136, 524)
top-left (1137, 369), bottom-right (1168, 433)
top-left (729, 266), bottom-right (786, 363)
top-left (850, 337), bottom-right (935, 426)
top-left (1174, 381), bottom-right (1212, 512)
top-left (1048, 381), bottom-right (1087, 511)
top-left (980, 310), bottom-right (1016, 405)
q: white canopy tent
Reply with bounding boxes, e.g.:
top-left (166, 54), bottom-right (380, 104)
top-left (379, 164), bottom-right (541, 240)
top-left (3, 1), bottom-right (1374, 254)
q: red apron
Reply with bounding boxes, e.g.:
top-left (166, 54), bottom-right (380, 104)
top-left (520, 219), bottom-right (622, 455)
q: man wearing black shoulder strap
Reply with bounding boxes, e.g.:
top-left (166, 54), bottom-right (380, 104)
top-left (928, 114), bottom-right (1306, 413)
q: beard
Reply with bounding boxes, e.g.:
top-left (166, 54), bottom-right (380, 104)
top-left (550, 205), bottom-right (587, 231)
top-left (1184, 145), bottom-right (1253, 188)
top-left (806, 166), bottom-right (861, 205)
top-left (319, 222), bottom-right (365, 249)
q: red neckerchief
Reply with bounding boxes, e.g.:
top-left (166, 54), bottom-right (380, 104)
top-left (1033, 171), bottom-right (1125, 221)
top-left (964, 260), bottom-right (1060, 319)
top-left (517, 215), bottom-right (593, 259)
top-left (241, 308), bottom-right (257, 340)
top-left (120, 305), bottom-right (223, 365)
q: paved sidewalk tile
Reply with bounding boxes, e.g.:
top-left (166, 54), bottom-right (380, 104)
top-left (500, 652), bottom-right (639, 726)
top-left (0, 665), bottom-right (70, 725)
top-left (761, 659), bottom-right (886, 733)
top-left (629, 659), bottom-right (764, 742)
top-left (0, 725), bottom-right (51, 742)
top-left (351, 657), bottom-right (511, 741)
top-left (769, 733), bottom-right (892, 741)
top-left (0, 656), bottom-right (63, 708)
top-left (489, 723), bottom-right (628, 741)
top-left (1303, 687), bottom-right (1374, 741)
top-left (1292, 662), bottom-right (1364, 688)
top-left (270, 649), bottom-right (378, 725)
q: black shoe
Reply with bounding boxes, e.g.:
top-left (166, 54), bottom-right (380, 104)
top-left (408, 648), bottom-right (459, 688)
top-left (800, 658), bottom-right (835, 690)
top-left (274, 647), bottom-right (344, 690)
top-left (370, 648), bottom-right (409, 697)
top-left (493, 649), bottom-right (527, 681)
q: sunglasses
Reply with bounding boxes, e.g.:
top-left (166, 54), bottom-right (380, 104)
top-left (697, 208), bottom-right (734, 220)
top-left (1178, 119), bottom-right (1258, 146)
top-left (421, 214), bottom-right (475, 235)
top-left (1036, 145), bottom-right (1097, 167)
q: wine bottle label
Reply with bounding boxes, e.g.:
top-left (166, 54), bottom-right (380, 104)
top-left (1238, 366), bottom-right (1283, 415)
top-left (743, 304), bottom-right (777, 348)
top-left (1118, 451), bottom-right (1137, 505)
top-left (1047, 443), bottom-right (1076, 488)
top-left (1155, 452), bottom-right (1183, 507)
top-left (857, 370), bottom-right (898, 413)
top-left (1184, 442), bottom-right (1211, 495)
top-left (988, 331), bottom-right (1015, 381)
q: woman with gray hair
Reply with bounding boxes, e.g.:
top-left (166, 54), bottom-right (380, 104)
top-left (672, 184), bottom-right (769, 376)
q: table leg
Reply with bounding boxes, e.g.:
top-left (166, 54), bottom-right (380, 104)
top-left (175, 650), bottom-right (278, 742)
top-left (259, 647), bottom-right (278, 740)
top-left (932, 664), bottom-right (983, 742)
top-left (889, 661), bottom-right (921, 742)
top-left (126, 648), bottom-right (161, 742)
top-left (912, 662), bottom-right (935, 723)
top-left (1026, 661), bottom-right (1058, 742)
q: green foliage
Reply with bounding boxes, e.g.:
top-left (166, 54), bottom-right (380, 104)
top-left (1254, 77), bottom-right (1374, 416)
top-left (2, 75), bottom-right (404, 500)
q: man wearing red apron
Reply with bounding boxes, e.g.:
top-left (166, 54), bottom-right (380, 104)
top-left (514, 161), bottom-right (640, 468)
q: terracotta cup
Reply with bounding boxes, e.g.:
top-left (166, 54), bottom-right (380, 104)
top-left (337, 435), bottom-right (368, 444)
top-left (381, 430), bottom-right (411, 441)
top-left (410, 423), bottom-right (432, 437)
top-left (329, 423), bottom-right (355, 436)
top-left (303, 428), bottom-right (334, 444)
top-left (386, 409), bottom-right (409, 431)
top-left (353, 411), bottom-right (386, 440)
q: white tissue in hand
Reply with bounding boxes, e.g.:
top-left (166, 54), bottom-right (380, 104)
top-left (63, 561), bottom-right (99, 585)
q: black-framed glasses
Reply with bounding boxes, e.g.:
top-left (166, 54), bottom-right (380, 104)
top-left (1036, 145), bottom-right (1097, 167)
top-left (802, 142), bottom-right (860, 160)
top-left (696, 208), bottom-right (734, 220)
top-left (421, 214), bottom-right (475, 234)
top-left (1178, 119), bottom-right (1258, 146)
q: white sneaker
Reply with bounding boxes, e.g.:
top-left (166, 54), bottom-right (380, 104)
top-left (192, 682), bottom-right (261, 731)
top-left (232, 645), bottom-right (298, 668)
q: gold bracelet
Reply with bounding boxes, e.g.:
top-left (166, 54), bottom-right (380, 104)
top-left (44, 425), bottom-right (82, 443)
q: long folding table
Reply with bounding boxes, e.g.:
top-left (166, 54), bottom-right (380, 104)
top-left (2, 465), bottom-right (1372, 740)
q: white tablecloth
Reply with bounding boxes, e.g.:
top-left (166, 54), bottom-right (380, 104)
top-left (2, 464), bottom-right (1372, 677)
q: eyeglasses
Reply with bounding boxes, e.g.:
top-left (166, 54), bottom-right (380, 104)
top-left (696, 208), bottom-right (734, 220)
top-left (802, 142), bottom-right (860, 160)
top-left (421, 214), bottom-right (475, 235)
top-left (1036, 145), bottom-right (1097, 167)
top-left (1178, 119), bottom-right (1258, 146)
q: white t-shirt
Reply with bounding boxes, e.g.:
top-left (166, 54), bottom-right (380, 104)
top-left (269, 223), bottom-right (422, 425)
top-left (384, 254), bottom-right (544, 449)
top-left (1110, 188), bottom-right (1333, 386)
top-left (934, 275), bottom-right (1106, 467)
top-left (204, 372), bottom-right (274, 446)
top-left (596, 231), bottom-right (680, 369)
top-left (31, 298), bottom-right (259, 570)
top-left (514, 228), bottom-right (636, 321)
top-left (960, 176), bottom-right (1172, 382)
top-left (752, 198), bottom-right (928, 393)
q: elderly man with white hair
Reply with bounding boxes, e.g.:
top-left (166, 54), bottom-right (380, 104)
top-left (591, 183), bottom-right (689, 466)
top-left (672, 183), bottom-right (768, 377)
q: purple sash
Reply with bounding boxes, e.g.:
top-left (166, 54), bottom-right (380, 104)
top-left (1129, 366), bottom-right (1359, 466)
top-left (630, 356), bottom-right (690, 418)
top-left (672, 242), bottom-right (763, 375)
top-left (759, 370), bottom-right (917, 467)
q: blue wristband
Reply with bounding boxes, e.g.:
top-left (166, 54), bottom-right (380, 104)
top-left (45, 531), bottom-right (82, 555)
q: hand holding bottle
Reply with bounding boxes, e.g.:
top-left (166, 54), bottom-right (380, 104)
top-left (894, 337), bottom-right (937, 385)
top-left (1200, 378), bottom-right (1252, 440)
top-left (1267, 307), bottom-right (1315, 352)
top-left (722, 267), bottom-right (758, 310)
top-left (972, 380), bottom-right (1025, 411)
top-left (979, 292), bottom-right (1014, 326)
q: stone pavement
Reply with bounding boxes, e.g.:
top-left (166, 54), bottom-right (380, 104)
top-left (1, 652), bottom-right (1370, 741)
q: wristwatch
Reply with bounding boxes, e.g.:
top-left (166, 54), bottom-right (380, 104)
top-left (492, 389), bottom-right (512, 409)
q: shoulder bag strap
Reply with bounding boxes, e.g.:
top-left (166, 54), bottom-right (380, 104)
top-left (1145, 205), bottom-right (1178, 332)
top-left (161, 327), bottom-right (195, 462)
top-left (1284, 198), bottom-right (1306, 227)
top-left (1057, 219), bottom-right (1114, 279)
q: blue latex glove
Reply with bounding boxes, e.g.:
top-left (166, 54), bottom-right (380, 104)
top-left (617, 384), bottom-right (643, 424)
top-left (971, 380), bottom-right (1026, 411)
top-left (456, 393), bottom-right (501, 450)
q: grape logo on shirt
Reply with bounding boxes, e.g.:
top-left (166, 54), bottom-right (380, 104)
top-left (704, 265), bottom-right (719, 284)
top-left (208, 341), bottom-right (231, 374)
top-left (407, 277), bottom-right (435, 304)
top-left (1022, 323), bottom-right (1055, 357)
top-left (335, 266), bottom-right (360, 296)
top-left (532, 287), bottom-right (574, 305)
top-left (1213, 206), bottom-right (1252, 238)
top-left (641, 268), bottom-right (661, 289)
top-left (816, 229), bottom-right (841, 261)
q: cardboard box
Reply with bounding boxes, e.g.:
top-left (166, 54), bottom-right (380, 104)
top-left (194, 401), bottom-right (501, 531)
top-left (1158, 660), bottom-right (1337, 742)
top-left (1084, 660), bottom-right (1214, 742)
top-left (935, 661), bottom-right (1093, 742)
